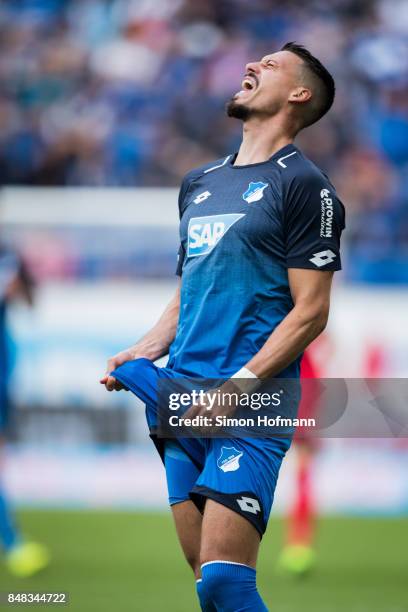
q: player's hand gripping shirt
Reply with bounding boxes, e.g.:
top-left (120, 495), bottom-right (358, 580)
top-left (167, 144), bottom-right (345, 379)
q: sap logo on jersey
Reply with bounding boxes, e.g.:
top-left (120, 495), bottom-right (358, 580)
top-left (187, 213), bottom-right (245, 257)
top-left (217, 446), bottom-right (243, 473)
top-left (242, 181), bottom-right (268, 203)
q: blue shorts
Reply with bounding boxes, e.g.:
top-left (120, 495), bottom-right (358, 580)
top-left (113, 358), bottom-right (292, 537)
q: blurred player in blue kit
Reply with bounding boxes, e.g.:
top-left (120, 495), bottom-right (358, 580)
top-left (0, 245), bottom-right (49, 577)
top-left (102, 43), bottom-right (344, 610)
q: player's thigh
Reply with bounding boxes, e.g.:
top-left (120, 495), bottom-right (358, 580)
top-left (200, 499), bottom-right (260, 568)
top-left (171, 501), bottom-right (203, 577)
top-left (164, 441), bottom-right (203, 574)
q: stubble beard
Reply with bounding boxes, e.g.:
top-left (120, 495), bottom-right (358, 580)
top-left (225, 97), bottom-right (253, 121)
top-left (226, 96), bottom-right (281, 122)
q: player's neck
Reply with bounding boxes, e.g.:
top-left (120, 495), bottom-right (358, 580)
top-left (234, 119), bottom-right (294, 166)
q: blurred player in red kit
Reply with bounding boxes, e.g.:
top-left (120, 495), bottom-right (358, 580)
top-left (278, 348), bottom-right (321, 576)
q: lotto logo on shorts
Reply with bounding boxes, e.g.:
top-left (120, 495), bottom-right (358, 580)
top-left (236, 496), bottom-right (261, 515)
top-left (187, 214), bottom-right (245, 258)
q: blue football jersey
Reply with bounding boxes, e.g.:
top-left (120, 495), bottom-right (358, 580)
top-left (167, 143), bottom-right (345, 379)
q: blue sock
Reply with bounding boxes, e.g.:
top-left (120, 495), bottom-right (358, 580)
top-left (196, 578), bottom-right (217, 611)
top-left (0, 488), bottom-right (19, 552)
top-left (201, 561), bottom-right (268, 612)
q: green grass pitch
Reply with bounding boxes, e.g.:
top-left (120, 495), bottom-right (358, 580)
top-left (0, 511), bottom-right (407, 611)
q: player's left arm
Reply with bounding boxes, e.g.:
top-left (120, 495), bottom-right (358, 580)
top-left (246, 170), bottom-right (344, 379)
top-left (245, 267), bottom-right (332, 379)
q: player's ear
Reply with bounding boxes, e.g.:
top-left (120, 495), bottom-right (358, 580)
top-left (288, 86), bottom-right (312, 104)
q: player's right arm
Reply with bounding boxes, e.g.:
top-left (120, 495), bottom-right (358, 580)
top-left (101, 282), bottom-right (181, 391)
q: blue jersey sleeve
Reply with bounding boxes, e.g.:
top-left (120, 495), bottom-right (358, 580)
top-left (283, 170), bottom-right (345, 271)
top-left (176, 243), bottom-right (185, 277)
top-left (175, 173), bottom-right (193, 276)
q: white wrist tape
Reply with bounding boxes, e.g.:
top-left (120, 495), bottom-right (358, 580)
top-left (231, 367), bottom-right (260, 393)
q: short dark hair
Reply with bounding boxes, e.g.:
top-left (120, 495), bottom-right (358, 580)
top-left (281, 41), bottom-right (335, 127)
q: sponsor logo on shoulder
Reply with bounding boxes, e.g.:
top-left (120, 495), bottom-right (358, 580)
top-left (309, 249), bottom-right (336, 268)
top-left (187, 213), bottom-right (244, 258)
top-left (217, 446), bottom-right (243, 472)
top-left (193, 191), bottom-right (211, 204)
top-left (320, 188), bottom-right (334, 238)
top-left (242, 181), bottom-right (268, 203)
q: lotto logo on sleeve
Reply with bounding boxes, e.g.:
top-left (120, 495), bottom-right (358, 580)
top-left (187, 214), bottom-right (245, 257)
top-left (309, 249), bottom-right (336, 267)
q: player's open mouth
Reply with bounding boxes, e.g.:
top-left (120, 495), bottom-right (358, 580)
top-left (236, 74), bottom-right (258, 97)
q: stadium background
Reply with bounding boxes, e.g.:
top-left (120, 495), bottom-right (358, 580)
top-left (0, 0), bottom-right (407, 610)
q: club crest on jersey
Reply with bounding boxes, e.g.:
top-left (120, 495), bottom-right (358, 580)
top-left (187, 213), bottom-right (245, 258)
top-left (217, 446), bottom-right (243, 473)
top-left (242, 181), bottom-right (268, 203)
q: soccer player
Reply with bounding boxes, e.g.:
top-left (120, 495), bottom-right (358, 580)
top-left (101, 42), bottom-right (345, 610)
top-left (0, 245), bottom-right (49, 576)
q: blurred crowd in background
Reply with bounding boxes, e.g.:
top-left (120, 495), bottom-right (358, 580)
top-left (0, 0), bottom-right (408, 282)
